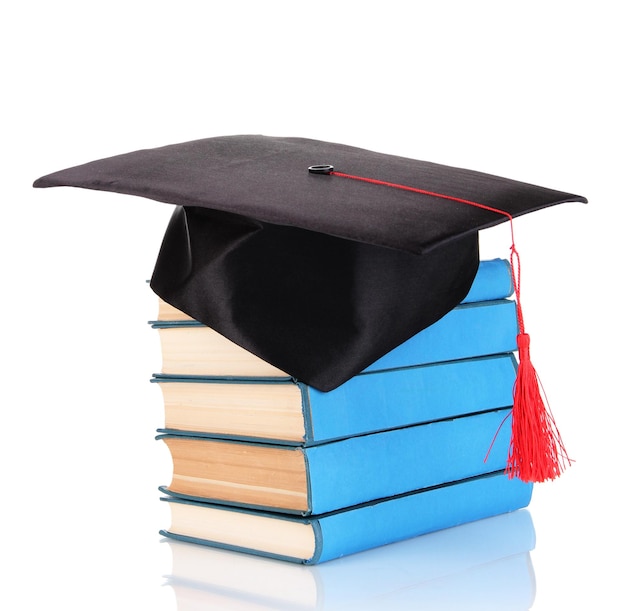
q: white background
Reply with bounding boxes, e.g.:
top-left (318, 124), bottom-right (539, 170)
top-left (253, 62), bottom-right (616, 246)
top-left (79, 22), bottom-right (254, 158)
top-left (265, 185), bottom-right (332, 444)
top-left (2, 1), bottom-right (623, 609)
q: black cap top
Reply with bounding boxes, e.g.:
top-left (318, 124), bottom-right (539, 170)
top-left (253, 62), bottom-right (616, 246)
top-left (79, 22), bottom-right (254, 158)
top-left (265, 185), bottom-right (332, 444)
top-left (33, 135), bottom-right (587, 390)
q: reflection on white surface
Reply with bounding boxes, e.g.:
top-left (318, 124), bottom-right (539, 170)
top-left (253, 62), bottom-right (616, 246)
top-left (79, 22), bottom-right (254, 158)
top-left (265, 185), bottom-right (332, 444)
top-left (162, 510), bottom-right (536, 610)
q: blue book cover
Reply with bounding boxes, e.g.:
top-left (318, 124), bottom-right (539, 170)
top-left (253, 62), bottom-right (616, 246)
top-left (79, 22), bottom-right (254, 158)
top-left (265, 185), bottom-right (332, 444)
top-left (460, 258), bottom-right (513, 303)
top-left (154, 353), bottom-right (518, 445)
top-left (159, 472), bottom-right (533, 565)
top-left (361, 299), bottom-right (517, 373)
top-left (157, 406), bottom-right (516, 515)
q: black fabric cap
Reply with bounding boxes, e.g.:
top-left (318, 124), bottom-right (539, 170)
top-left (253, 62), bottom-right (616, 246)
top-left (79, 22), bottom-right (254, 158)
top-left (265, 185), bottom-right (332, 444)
top-left (33, 135), bottom-right (587, 390)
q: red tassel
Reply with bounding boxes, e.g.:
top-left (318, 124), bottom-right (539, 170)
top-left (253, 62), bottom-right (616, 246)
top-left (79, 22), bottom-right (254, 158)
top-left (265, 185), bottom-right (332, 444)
top-left (506, 332), bottom-right (571, 482)
top-left (317, 168), bottom-right (573, 483)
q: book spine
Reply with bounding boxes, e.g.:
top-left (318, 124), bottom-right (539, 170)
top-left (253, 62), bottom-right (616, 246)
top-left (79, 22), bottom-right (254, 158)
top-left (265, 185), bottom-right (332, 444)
top-left (157, 406), bottom-right (516, 515)
top-left (312, 473), bottom-right (532, 564)
top-left (303, 353), bottom-right (517, 443)
top-left (153, 353), bottom-right (517, 446)
top-left (305, 408), bottom-right (514, 514)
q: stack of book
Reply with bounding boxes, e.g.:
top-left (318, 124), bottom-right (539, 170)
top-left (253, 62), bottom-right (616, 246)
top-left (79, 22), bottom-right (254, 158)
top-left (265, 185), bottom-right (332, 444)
top-left (150, 258), bottom-right (533, 565)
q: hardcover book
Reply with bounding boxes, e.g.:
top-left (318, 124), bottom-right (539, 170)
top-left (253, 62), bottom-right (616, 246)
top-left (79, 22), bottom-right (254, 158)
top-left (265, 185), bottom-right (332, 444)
top-left (154, 353), bottom-right (518, 445)
top-left (152, 298), bottom-right (518, 379)
top-left (158, 407), bottom-right (515, 515)
top-left (159, 471), bottom-right (533, 564)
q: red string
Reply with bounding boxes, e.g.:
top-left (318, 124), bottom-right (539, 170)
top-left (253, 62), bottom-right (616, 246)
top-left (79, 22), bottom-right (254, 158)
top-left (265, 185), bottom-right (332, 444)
top-left (327, 169), bottom-right (571, 483)
top-left (331, 170), bottom-right (523, 317)
top-left (331, 170), bottom-right (516, 225)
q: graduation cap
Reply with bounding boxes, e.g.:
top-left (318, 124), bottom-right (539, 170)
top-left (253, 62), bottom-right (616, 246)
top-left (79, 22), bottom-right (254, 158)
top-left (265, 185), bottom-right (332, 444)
top-left (33, 135), bottom-right (587, 482)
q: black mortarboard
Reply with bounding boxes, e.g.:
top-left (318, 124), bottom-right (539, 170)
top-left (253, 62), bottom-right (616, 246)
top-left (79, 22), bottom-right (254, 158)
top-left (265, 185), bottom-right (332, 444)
top-left (33, 135), bottom-right (586, 394)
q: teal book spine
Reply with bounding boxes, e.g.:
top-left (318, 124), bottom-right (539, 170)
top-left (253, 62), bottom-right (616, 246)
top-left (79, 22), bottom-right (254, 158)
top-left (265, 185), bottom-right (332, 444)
top-left (155, 353), bottom-right (518, 445)
top-left (159, 472), bottom-right (533, 565)
top-left (158, 406), bottom-right (516, 515)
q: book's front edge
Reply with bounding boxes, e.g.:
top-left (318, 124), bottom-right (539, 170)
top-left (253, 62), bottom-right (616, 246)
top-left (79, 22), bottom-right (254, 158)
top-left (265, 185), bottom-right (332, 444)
top-left (158, 529), bottom-right (315, 565)
top-left (158, 485), bottom-right (311, 516)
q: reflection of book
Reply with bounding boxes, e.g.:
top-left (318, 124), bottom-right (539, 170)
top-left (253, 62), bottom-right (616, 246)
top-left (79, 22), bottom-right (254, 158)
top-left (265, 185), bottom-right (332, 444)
top-left (151, 299), bottom-right (518, 378)
top-left (158, 407), bottom-right (515, 514)
top-left (163, 509), bottom-right (535, 610)
top-left (168, 555), bottom-right (534, 611)
top-left (153, 353), bottom-right (517, 444)
top-left (160, 472), bottom-right (532, 565)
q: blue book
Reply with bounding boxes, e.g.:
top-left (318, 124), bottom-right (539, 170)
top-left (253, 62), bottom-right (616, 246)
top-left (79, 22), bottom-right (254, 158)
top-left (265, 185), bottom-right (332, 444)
top-left (159, 472), bottom-right (533, 564)
top-left (157, 406), bottom-right (516, 515)
top-left (154, 353), bottom-right (518, 445)
top-left (150, 258), bottom-right (517, 379)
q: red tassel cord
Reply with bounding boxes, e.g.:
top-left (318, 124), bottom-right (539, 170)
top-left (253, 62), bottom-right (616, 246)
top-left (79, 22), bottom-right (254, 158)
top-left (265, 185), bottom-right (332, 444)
top-left (316, 167), bottom-right (572, 483)
top-left (505, 245), bottom-right (572, 482)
